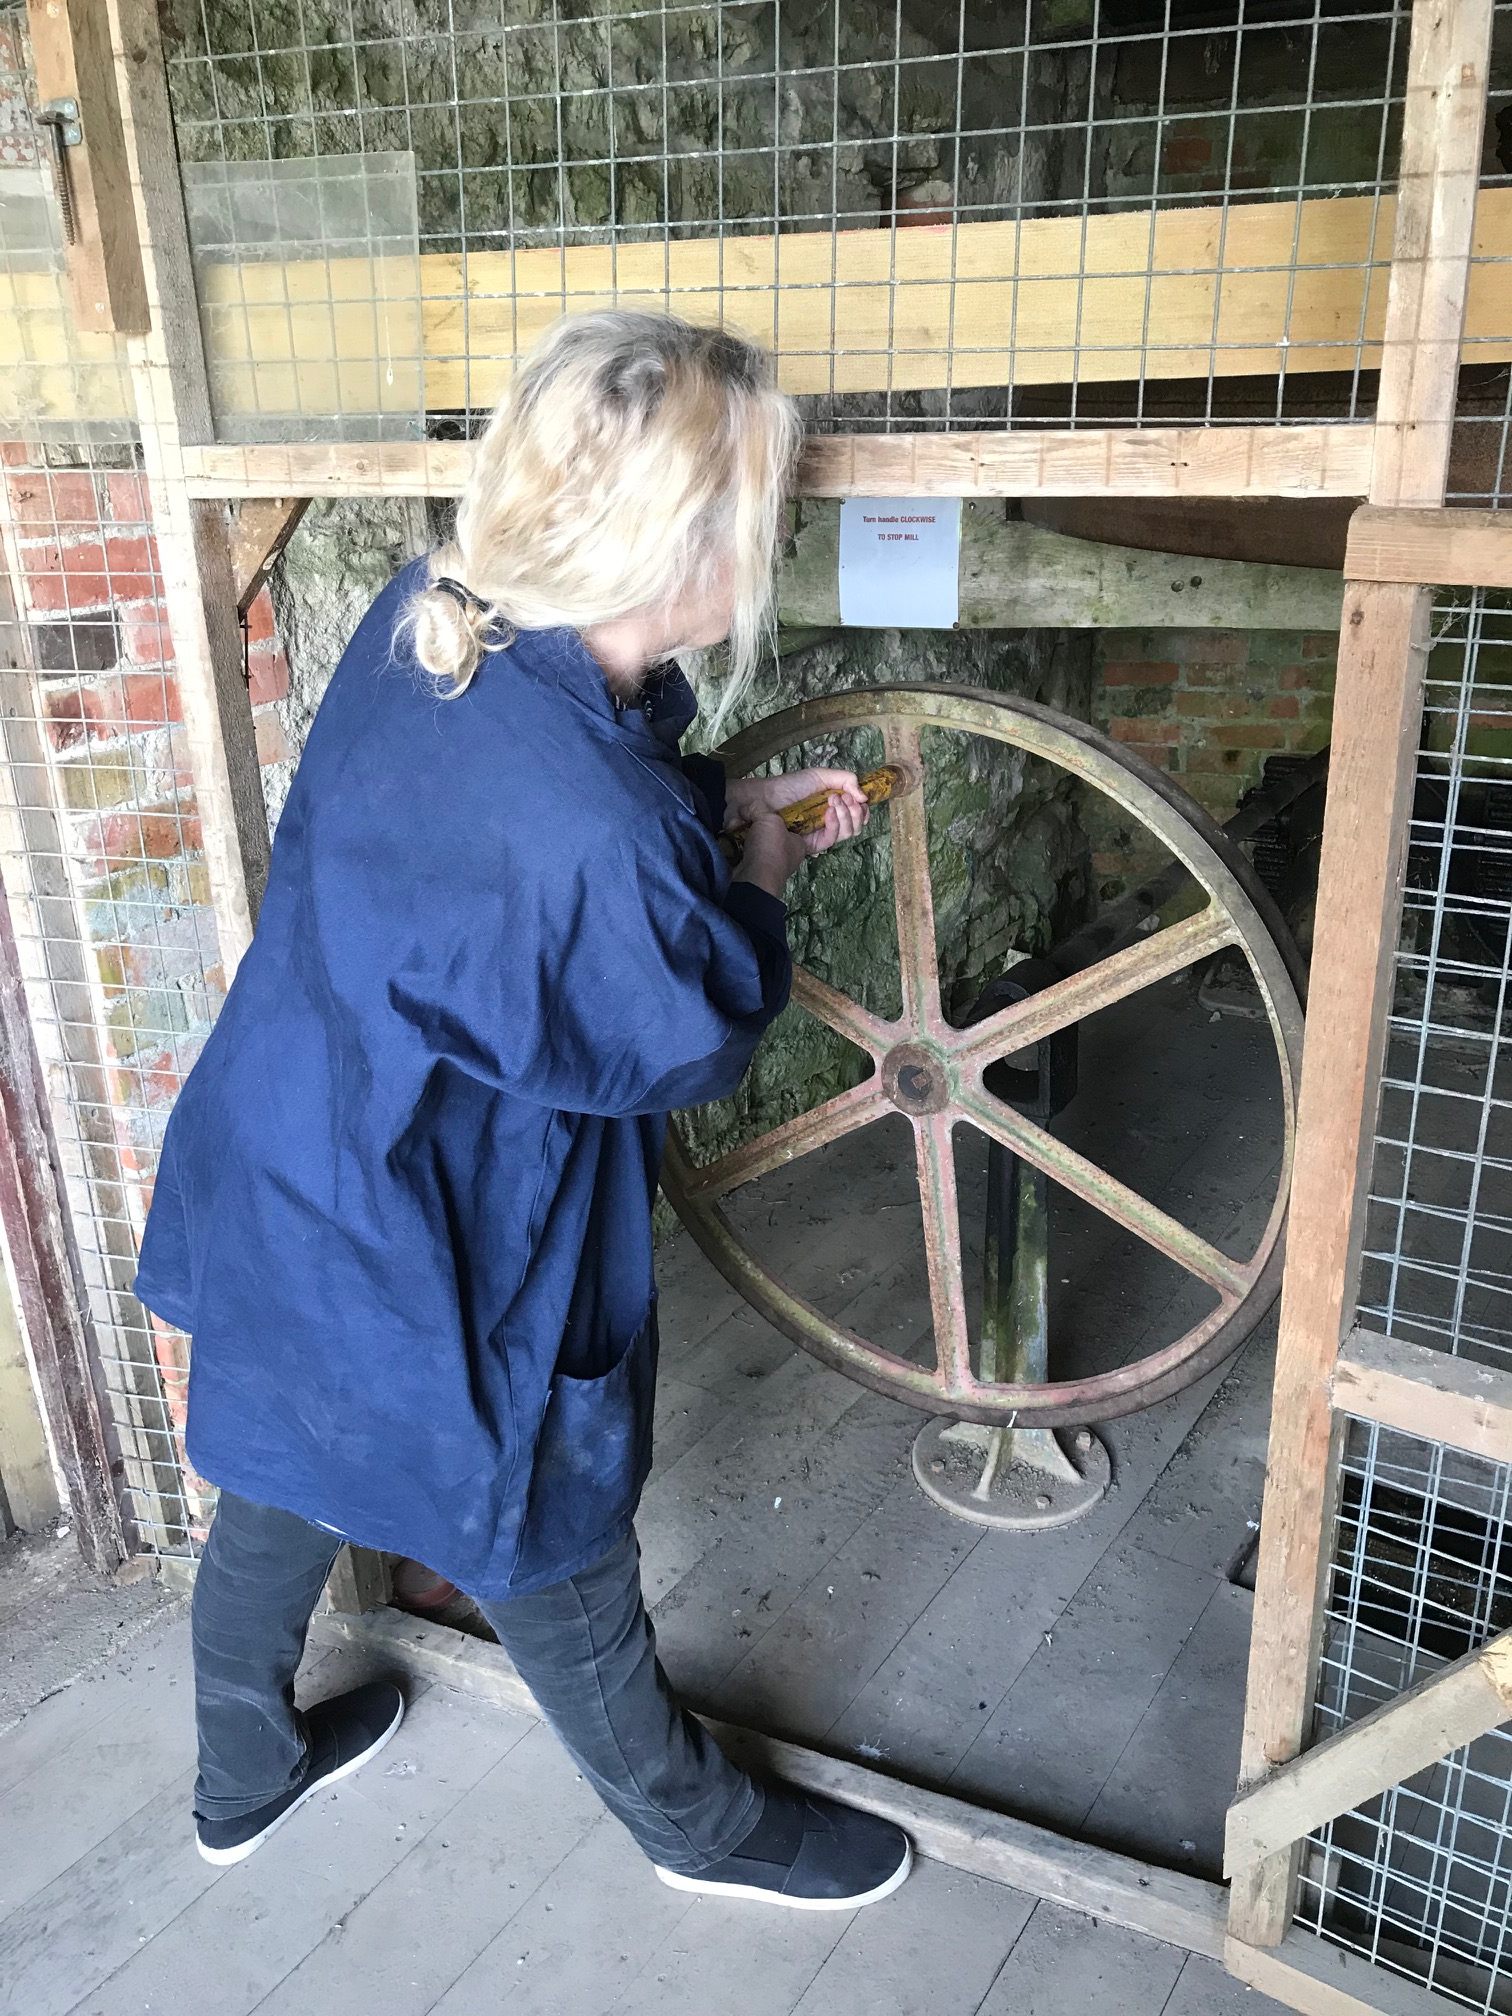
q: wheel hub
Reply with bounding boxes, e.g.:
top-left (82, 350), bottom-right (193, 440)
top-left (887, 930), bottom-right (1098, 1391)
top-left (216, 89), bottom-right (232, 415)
top-left (883, 1042), bottom-right (951, 1116)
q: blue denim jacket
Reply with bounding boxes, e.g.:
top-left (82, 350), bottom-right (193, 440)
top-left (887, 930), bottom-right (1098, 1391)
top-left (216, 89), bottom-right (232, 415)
top-left (135, 561), bottom-right (789, 1595)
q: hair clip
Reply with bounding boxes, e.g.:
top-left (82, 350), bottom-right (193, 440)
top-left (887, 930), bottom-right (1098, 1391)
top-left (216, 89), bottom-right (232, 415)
top-left (432, 575), bottom-right (487, 613)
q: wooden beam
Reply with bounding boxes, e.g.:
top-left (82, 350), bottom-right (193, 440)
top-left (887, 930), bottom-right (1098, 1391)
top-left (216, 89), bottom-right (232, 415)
top-left (1229, 583), bottom-right (1433, 1949)
top-left (1229, 0), bottom-right (1494, 1953)
top-left (110, 0), bottom-right (269, 978)
top-left (1025, 497), bottom-right (1358, 572)
top-left (314, 1603), bottom-right (1227, 1961)
top-left (322, 1545), bottom-right (392, 1615)
top-left (782, 504), bottom-right (1343, 631)
top-left (1227, 1929), bottom-right (1474, 2016)
top-left (12, 187), bottom-right (1512, 432)
top-left (1228, 1630), bottom-right (1512, 1873)
top-left (1370, 11), bottom-right (1496, 510)
top-left (0, 1207), bottom-right (61, 1534)
top-left (23, 0), bottom-right (147, 335)
top-left (229, 497), bottom-right (309, 614)
top-left (1334, 1327), bottom-right (1512, 1464)
top-left (1344, 506), bottom-right (1512, 588)
top-left (177, 423), bottom-right (1376, 504)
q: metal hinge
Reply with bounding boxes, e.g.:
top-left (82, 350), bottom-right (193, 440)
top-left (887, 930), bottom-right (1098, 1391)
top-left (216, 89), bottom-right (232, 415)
top-left (35, 97), bottom-right (82, 247)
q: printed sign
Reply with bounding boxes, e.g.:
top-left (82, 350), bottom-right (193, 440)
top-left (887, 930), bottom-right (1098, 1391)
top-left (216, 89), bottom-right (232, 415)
top-left (837, 497), bottom-right (962, 629)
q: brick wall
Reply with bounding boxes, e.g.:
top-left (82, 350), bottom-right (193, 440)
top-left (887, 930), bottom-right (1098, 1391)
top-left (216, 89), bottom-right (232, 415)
top-left (1089, 627), bottom-right (1337, 899)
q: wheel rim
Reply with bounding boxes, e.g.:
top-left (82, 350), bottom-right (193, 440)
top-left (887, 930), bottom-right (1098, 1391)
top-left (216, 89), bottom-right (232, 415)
top-left (663, 682), bottom-right (1305, 1426)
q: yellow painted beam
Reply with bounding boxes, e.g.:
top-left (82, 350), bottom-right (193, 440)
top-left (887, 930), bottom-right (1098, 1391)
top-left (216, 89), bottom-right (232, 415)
top-left (6, 187), bottom-right (1512, 432)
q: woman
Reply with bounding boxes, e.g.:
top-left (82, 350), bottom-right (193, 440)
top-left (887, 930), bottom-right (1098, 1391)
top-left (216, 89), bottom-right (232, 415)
top-left (135, 310), bottom-right (913, 1911)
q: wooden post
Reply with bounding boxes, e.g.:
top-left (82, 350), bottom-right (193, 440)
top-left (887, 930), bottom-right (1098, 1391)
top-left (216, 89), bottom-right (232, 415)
top-left (1228, 0), bottom-right (1494, 1951)
top-left (0, 876), bottom-right (123, 1575)
top-left (23, 0), bottom-right (148, 336)
top-left (107, 0), bottom-right (269, 980)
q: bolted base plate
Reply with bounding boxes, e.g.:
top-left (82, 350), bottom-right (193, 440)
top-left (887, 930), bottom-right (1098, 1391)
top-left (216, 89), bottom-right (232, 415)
top-left (911, 1418), bottom-right (1111, 1531)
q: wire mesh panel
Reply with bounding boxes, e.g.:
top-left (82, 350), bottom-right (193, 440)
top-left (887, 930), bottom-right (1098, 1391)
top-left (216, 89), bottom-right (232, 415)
top-left (1362, 591), bottom-right (1512, 1363)
top-left (1299, 1421), bottom-right (1512, 2012)
top-left (0, 439), bottom-right (226, 1558)
top-left (148, 0), bottom-right (1461, 443)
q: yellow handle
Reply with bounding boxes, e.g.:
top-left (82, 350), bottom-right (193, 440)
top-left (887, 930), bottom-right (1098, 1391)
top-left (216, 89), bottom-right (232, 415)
top-left (728, 763), bottom-right (921, 843)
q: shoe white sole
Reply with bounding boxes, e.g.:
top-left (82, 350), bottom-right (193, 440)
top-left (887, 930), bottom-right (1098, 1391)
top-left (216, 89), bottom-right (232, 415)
top-left (195, 1691), bottom-right (405, 1867)
top-left (654, 1840), bottom-right (913, 1911)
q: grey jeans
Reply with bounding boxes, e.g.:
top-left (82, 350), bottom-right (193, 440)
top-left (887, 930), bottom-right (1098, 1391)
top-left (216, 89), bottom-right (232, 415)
top-left (190, 1490), bottom-right (762, 1874)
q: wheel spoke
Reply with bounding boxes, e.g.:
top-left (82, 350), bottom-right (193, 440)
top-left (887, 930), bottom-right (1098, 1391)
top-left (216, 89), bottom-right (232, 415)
top-left (957, 1088), bottom-right (1250, 1301)
top-left (913, 1111), bottom-right (973, 1394)
top-left (954, 906), bottom-right (1238, 1072)
top-left (791, 964), bottom-right (894, 1059)
top-left (883, 721), bottom-right (943, 1037)
top-left (678, 1079), bottom-right (890, 1200)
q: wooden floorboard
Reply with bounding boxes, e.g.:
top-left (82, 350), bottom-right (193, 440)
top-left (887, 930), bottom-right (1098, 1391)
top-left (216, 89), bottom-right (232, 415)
top-left (1085, 1578), bottom-right (1254, 1872)
top-left (247, 1718), bottom-right (608, 2016)
top-left (77, 1680), bottom-right (522, 2016)
top-left (1165, 1950), bottom-right (1293, 2015)
top-left (947, 1533), bottom-right (1218, 1830)
top-left (975, 1900), bottom-right (1188, 2016)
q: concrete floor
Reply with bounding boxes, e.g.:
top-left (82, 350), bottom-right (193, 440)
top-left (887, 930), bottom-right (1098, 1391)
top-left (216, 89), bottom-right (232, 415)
top-left (0, 977), bottom-right (1294, 2014)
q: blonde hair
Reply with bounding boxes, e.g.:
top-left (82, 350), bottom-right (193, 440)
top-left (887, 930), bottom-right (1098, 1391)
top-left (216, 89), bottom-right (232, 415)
top-left (408, 311), bottom-right (800, 729)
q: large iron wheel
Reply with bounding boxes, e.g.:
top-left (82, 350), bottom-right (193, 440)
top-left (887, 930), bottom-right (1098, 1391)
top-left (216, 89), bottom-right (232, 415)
top-left (663, 683), bottom-right (1305, 1426)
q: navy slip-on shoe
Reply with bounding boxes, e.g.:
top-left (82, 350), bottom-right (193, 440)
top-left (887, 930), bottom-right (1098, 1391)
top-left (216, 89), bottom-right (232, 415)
top-left (195, 1679), bottom-right (405, 1867)
top-left (654, 1786), bottom-right (913, 1910)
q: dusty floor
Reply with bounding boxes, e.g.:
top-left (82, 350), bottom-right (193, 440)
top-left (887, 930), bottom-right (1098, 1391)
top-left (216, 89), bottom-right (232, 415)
top-left (0, 978), bottom-right (1293, 2013)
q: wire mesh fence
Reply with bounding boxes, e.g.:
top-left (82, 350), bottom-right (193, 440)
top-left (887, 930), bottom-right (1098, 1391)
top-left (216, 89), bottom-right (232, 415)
top-left (1299, 1420), bottom-right (1512, 2013)
top-left (1361, 590), bottom-right (1512, 1364)
top-left (148, 0), bottom-right (1466, 446)
top-left (0, 437), bottom-right (226, 1559)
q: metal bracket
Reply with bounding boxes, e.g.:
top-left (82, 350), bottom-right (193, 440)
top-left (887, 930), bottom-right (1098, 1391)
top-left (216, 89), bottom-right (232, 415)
top-left (36, 97), bottom-right (83, 246)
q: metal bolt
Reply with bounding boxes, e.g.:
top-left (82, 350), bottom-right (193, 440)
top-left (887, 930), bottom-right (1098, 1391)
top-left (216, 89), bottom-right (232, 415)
top-left (1074, 1430), bottom-right (1093, 1453)
top-left (1034, 1493), bottom-right (1052, 1510)
top-left (929, 1459), bottom-right (945, 1475)
top-left (59, 99), bottom-right (78, 118)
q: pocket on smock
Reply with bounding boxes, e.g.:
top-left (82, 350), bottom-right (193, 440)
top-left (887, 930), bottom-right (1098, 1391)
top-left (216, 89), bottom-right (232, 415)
top-left (511, 1304), bottom-right (659, 1586)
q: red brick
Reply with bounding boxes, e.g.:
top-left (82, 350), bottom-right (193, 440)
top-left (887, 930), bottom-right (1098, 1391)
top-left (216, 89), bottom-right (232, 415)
top-left (1102, 660), bottom-right (1179, 687)
top-left (24, 536), bottom-right (158, 613)
top-left (123, 605), bottom-right (174, 666)
top-left (1183, 746), bottom-right (1247, 774)
top-left (1300, 633), bottom-right (1339, 661)
top-left (1279, 665), bottom-right (1318, 689)
top-left (83, 806), bottom-right (203, 875)
top-left (120, 671), bottom-right (183, 729)
top-left (1268, 694), bottom-right (1301, 719)
top-left (131, 1048), bottom-right (184, 1106)
top-left (1109, 717), bottom-right (1179, 745)
top-left (247, 642), bottom-right (290, 707)
top-left (1123, 743), bottom-right (1178, 770)
top-left (244, 586), bottom-right (276, 645)
top-left (1220, 723), bottom-right (1289, 749)
top-left (45, 687), bottom-right (104, 751)
top-left (1175, 690), bottom-right (1250, 719)
top-left (107, 473), bottom-right (150, 522)
top-left (7, 471), bottom-right (99, 529)
top-left (1169, 632), bottom-right (1248, 666)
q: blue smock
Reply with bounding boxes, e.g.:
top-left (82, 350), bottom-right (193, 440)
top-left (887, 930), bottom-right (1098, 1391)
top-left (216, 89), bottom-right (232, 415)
top-left (134, 561), bottom-right (790, 1596)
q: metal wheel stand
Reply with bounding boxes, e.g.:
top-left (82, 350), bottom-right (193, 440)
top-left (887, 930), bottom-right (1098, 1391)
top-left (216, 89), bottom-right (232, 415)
top-left (912, 964), bottom-right (1110, 1529)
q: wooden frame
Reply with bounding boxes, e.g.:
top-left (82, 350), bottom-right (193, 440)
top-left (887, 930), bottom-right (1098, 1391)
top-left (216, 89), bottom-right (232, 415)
top-left (1225, 7), bottom-right (1512, 2010)
top-left (0, 0), bottom-right (1492, 2009)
